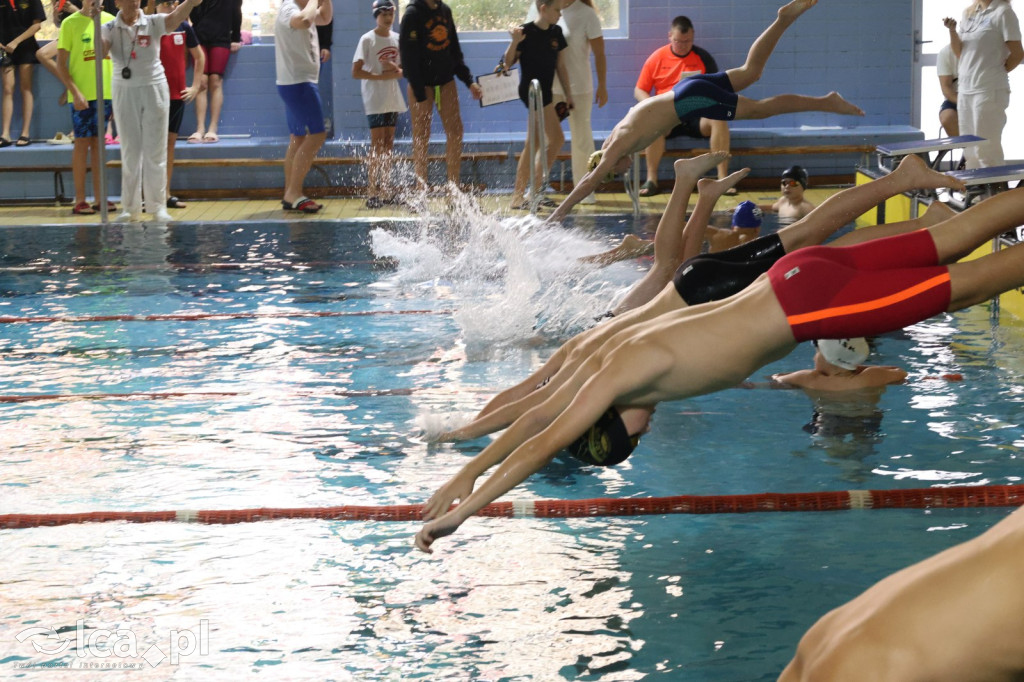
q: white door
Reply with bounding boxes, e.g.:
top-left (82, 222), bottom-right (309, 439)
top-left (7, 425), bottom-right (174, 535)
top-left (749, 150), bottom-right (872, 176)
top-left (916, 0), bottom-right (1024, 162)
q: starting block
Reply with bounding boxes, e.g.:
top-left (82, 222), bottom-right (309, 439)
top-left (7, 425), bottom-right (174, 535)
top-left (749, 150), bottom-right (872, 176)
top-left (876, 135), bottom-right (985, 172)
top-left (945, 162), bottom-right (1024, 210)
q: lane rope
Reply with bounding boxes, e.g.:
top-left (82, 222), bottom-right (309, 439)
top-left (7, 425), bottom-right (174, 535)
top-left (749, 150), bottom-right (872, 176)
top-left (3, 485), bottom-right (1021, 529)
top-left (0, 309), bottom-right (452, 324)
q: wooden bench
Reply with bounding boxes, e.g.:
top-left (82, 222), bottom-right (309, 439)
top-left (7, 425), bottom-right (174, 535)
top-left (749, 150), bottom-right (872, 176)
top-left (0, 164), bottom-right (74, 204)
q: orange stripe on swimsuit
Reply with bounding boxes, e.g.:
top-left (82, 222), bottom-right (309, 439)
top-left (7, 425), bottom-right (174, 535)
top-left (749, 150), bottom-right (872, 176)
top-left (767, 230), bottom-right (953, 342)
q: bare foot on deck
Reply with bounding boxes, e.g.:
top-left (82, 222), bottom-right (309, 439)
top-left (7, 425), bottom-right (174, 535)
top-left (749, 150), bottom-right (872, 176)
top-left (893, 153), bottom-right (968, 193)
top-left (673, 151), bottom-right (731, 185)
top-left (696, 167), bottom-right (751, 200)
top-left (779, 0), bottom-right (817, 22)
top-left (824, 92), bottom-right (865, 116)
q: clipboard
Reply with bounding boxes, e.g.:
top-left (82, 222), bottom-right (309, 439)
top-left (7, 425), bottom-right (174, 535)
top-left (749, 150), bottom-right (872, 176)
top-left (477, 68), bottom-right (521, 107)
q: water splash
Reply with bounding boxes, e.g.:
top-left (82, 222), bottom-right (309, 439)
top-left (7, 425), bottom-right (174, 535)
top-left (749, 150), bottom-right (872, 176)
top-left (369, 185), bottom-right (638, 351)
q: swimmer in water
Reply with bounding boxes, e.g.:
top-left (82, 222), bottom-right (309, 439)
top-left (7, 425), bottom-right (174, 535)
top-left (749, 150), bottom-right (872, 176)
top-left (549, 0), bottom-right (864, 223)
top-left (772, 337), bottom-right (907, 392)
top-left (415, 186), bottom-right (1024, 553)
top-left (761, 165), bottom-right (816, 223)
top-left (442, 154), bottom-right (962, 443)
top-left (779, 505), bottom-right (1024, 681)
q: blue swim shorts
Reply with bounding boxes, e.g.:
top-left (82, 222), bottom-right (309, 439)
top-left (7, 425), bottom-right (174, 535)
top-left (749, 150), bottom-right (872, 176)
top-left (277, 82), bottom-right (326, 136)
top-left (671, 72), bottom-right (738, 123)
top-left (70, 100), bottom-right (113, 139)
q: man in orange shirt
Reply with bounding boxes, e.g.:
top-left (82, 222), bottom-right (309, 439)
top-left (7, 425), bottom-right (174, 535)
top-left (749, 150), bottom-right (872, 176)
top-left (635, 16), bottom-right (730, 196)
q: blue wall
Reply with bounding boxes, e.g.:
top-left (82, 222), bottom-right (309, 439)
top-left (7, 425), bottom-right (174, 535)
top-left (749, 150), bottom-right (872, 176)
top-left (18, 0), bottom-right (913, 144)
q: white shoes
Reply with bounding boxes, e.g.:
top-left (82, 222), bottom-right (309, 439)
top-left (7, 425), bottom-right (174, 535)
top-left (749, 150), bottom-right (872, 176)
top-left (115, 211), bottom-right (143, 223)
top-left (580, 194), bottom-right (597, 205)
top-left (153, 209), bottom-right (172, 223)
top-left (46, 131), bottom-right (74, 145)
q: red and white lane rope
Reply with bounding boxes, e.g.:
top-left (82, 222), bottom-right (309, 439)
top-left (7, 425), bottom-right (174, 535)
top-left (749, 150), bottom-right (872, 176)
top-left (0, 309), bottom-right (451, 324)
top-left (3, 485), bottom-right (1021, 530)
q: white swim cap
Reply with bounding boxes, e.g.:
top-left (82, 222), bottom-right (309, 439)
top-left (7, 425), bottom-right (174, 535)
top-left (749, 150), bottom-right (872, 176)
top-left (816, 338), bottom-right (869, 370)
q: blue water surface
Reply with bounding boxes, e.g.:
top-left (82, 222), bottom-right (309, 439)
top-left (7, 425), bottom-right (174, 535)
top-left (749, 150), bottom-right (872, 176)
top-left (0, 217), bottom-right (1021, 680)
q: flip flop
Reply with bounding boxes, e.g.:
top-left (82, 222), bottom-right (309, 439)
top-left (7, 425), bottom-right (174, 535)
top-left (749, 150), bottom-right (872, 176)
top-left (15, 136), bottom-right (31, 147)
top-left (187, 132), bottom-right (204, 144)
top-left (282, 196), bottom-right (321, 213)
top-left (167, 196), bottom-right (187, 209)
top-left (202, 132), bottom-right (219, 143)
top-left (72, 201), bottom-right (96, 215)
top-left (0, 137), bottom-right (11, 148)
top-left (638, 180), bottom-right (660, 197)
top-left (91, 200), bottom-right (117, 211)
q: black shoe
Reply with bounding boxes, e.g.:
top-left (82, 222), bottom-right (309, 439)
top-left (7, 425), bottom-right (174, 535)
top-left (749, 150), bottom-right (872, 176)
top-left (167, 196), bottom-right (187, 209)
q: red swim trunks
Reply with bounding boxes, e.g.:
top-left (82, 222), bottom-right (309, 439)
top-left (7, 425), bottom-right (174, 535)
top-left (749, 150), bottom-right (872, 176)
top-left (768, 229), bottom-right (952, 342)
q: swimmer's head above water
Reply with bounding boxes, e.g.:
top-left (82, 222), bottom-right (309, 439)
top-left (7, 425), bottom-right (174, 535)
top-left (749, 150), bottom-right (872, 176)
top-left (566, 406), bottom-right (652, 466)
top-left (587, 150), bottom-right (634, 182)
top-left (732, 200), bottom-right (763, 229)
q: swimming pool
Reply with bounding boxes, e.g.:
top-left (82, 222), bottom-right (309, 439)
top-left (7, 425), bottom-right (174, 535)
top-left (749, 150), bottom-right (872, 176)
top-left (1, 212), bottom-right (1022, 680)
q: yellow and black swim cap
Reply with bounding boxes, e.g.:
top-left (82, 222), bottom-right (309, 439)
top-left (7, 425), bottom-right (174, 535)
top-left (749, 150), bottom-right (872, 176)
top-left (566, 407), bottom-right (641, 467)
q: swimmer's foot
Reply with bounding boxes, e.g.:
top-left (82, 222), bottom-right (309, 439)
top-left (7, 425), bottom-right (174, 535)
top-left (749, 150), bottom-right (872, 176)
top-left (893, 153), bottom-right (968, 193)
top-left (778, 0), bottom-right (817, 22)
top-left (696, 167), bottom-right (751, 201)
top-left (824, 92), bottom-right (865, 116)
top-left (673, 151), bottom-right (730, 187)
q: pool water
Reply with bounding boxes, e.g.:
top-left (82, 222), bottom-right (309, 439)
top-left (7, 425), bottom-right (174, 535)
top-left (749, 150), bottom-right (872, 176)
top-left (1, 212), bottom-right (1022, 680)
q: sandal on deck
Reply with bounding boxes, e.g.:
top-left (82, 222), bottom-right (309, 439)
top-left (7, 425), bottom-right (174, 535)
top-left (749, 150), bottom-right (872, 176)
top-left (72, 201), bottom-right (96, 215)
top-left (723, 187), bottom-right (739, 196)
top-left (15, 136), bottom-right (31, 147)
top-left (638, 180), bottom-right (660, 197)
top-left (282, 196), bottom-right (321, 213)
top-left (187, 132), bottom-right (204, 144)
top-left (0, 138), bottom-right (11, 148)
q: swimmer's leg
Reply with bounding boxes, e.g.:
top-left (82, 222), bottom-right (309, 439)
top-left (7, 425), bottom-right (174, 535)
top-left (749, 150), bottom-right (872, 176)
top-left (948, 234), bottom-right (1024, 310)
top-left (830, 201), bottom-right (957, 247)
top-left (726, 0), bottom-right (818, 92)
top-left (611, 153), bottom-right (736, 313)
top-left (778, 154), bottom-right (965, 251)
top-left (927, 187), bottom-right (1024, 264)
top-left (735, 91), bottom-right (865, 120)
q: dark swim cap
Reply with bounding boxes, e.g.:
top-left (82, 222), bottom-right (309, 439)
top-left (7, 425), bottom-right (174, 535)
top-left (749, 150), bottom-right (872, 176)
top-left (372, 0), bottom-right (395, 16)
top-left (781, 165), bottom-right (809, 189)
top-left (566, 407), bottom-right (641, 466)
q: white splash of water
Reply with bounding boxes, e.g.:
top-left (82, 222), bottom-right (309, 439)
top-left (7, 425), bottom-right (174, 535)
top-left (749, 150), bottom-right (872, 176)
top-left (369, 186), bottom-right (640, 350)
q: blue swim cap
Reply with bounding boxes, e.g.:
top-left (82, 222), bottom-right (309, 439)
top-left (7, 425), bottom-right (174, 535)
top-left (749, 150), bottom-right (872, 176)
top-left (732, 200), bottom-right (762, 229)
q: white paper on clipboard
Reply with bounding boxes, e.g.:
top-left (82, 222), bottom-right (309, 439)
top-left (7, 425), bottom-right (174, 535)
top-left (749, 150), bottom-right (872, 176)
top-left (477, 68), bottom-right (521, 107)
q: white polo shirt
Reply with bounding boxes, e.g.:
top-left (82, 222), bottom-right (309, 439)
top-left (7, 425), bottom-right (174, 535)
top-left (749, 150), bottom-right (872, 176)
top-left (937, 44), bottom-right (959, 91)
top-left (102, 11), bottom-right (169, 88)
top-left (957, 0), bottom-right (1021, 94)
top-left (275, 0), bottom-right (320, 86)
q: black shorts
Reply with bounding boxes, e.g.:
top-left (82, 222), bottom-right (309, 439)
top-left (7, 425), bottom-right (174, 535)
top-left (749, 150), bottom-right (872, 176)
top-left (168, 99), bottom-right (185, 134)
top-left (4, 39), bottom-right (40, 66)
top-left (673, 234), bottom-right (785, 305)
top-left (666, 116), bottom-right (707, 140)
top-left (367, 112), bottom-right (398, 129)
top-left (940, 99), bottom-right (957, 113)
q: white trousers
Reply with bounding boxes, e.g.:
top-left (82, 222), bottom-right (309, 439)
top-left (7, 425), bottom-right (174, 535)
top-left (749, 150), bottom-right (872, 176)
top-left (958, 88), bottom-right (1009, 169)
top-left (113, 82), bottom-right (170, 213)
top-left (564, 90), bottom-right (596, 191)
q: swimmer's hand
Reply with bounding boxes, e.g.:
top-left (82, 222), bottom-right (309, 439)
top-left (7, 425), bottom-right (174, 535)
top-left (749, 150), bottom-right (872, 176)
top-left (415, 514), bottom-right (461, 553)
top-left (422, 473), bottom-right (475, 520)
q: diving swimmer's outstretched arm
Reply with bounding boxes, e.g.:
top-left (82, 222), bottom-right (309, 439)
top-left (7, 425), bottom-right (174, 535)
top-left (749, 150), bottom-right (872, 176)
top-left (416, 354), bottom-right (667, 553)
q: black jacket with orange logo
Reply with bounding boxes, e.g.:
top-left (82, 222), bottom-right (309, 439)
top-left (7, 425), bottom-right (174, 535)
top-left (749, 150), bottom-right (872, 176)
top-left (398, 0), bottom-right (473, 102)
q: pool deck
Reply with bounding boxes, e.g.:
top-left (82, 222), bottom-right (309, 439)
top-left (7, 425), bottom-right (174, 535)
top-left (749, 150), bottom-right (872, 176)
top-left (0, 188), bottom-right (841, 227)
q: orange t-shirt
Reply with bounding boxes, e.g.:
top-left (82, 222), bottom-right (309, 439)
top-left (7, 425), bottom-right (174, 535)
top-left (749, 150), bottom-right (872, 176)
top-left (635, 44), bottom-right (718, 95)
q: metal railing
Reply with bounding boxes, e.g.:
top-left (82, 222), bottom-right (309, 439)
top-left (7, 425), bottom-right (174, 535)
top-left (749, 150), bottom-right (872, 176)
top-left (526, 79), bottom-right (545, 215)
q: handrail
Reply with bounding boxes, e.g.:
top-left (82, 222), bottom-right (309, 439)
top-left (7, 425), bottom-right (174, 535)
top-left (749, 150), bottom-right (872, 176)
top-left (527, 79), bottom-right (545, 215)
